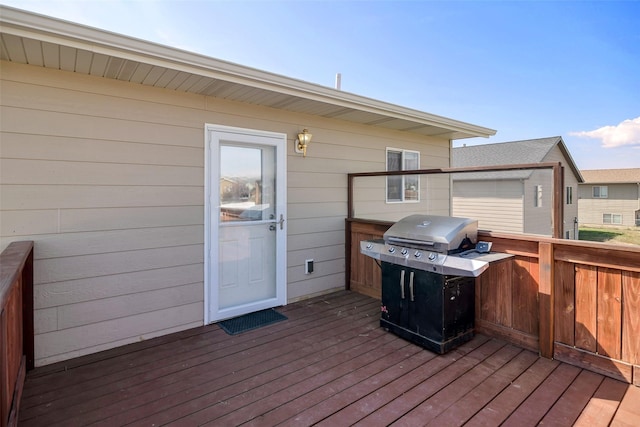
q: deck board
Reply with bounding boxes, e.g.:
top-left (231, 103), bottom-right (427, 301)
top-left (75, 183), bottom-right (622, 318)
top-left (295, 336), bottom-right (490, 427)
top-left (352, 338), bottom-right (509, 426)
top-left (389, 345), bottom-right (525, 426)
top-left (423, 349), bottom-right (540, 426)
top-left (465, 355), bottom-right (559, 426)
top-left (611, 384), bottom-right (640, 427)
top-left (19, 290), bottom-right (639, 426)
top-left (502, 363), bottom-right (581, 426)
top-left (69, 294), bottom-right (379, 426)
top-left (539, 370), bottom-right (604, 426)
top-left (573, 377), bottom-right (629, 426)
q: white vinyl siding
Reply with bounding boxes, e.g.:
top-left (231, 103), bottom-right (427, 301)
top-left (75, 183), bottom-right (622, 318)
top-left (542, 145), bottom-right (580, 239)
top-left (578, 182), bottom-right (639, 227)
top-left (451, 144), bottom-right (581, 239)
top-left (523, 170), bottom-right (554, 236)
top-left (0, 61), bottom-right (453, 365)
top-left (452, 180), bottom-right (524, 233)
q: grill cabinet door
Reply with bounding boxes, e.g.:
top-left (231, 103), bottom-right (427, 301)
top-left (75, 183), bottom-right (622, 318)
top-left (381, 262), bottom-right (409, 328)
top-left (444, 276), bottom-right (475, 338)
top-left (410, 270), bottom-right (444, 341)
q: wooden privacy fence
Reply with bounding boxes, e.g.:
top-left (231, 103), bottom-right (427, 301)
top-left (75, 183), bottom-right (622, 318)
top-left (551, 239), bottom-right (640, 384)
top-left (0, 241), bottom-right (34, 427)
top-left (347, 219), bottom-right (640, 385)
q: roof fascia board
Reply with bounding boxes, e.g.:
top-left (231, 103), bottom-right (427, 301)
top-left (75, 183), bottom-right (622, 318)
top-left (0, 5), bottom-right (496, 139)
top-left (556, 138), bottom-right (585, 183)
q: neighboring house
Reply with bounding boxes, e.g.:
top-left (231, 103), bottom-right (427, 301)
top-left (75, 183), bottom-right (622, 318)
top-left (0, 7), bottom-right (495, 366)
top-left (451, 137), bottom-right (583, 238)
top-left (578, 168), bottom-right (640, 227)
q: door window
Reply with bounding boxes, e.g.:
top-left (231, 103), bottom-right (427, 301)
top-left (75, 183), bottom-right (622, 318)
top-left (219, 145), bottom-right (275, 222)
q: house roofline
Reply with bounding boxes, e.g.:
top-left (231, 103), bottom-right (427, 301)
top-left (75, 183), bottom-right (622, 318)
top-left (0, 5), bottom-right (496, 139)
top-left (453, 136), bottom-right (584, 182)
top-left (554, 137), bottom-right (584, 183)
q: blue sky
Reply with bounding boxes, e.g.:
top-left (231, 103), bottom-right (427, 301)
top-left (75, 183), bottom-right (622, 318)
top-left (2, 0), bottom-right (639, 170)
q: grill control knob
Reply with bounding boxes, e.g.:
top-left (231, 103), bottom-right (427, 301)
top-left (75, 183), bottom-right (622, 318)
top-left (414, 251), bottom-right (422, 258)
top-left (366, 243), bottom-right (373, 249)
top-left (428, 252), bottom-right (437, 261)
top-left (400, 248), bottom-right (408, 255)
top-left (388, 247), bottom-right (395, 253)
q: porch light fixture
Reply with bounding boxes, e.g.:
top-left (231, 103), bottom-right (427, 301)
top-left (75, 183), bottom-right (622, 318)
top-left (295, 128), bottom-right (312, 157)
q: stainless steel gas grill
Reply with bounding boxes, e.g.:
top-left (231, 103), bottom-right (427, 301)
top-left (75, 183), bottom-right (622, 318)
top-left (360, 214), bottom-right (489, 277)
top-left (360, 214), bottom-right (490, 354)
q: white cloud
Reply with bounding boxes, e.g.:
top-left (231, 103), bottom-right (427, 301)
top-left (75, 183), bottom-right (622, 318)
top-left (570, 117), bottom-right (640, 148)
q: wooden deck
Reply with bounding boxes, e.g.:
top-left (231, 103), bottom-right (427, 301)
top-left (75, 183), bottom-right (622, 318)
top-left (19, 291), bottom-right (639, 426)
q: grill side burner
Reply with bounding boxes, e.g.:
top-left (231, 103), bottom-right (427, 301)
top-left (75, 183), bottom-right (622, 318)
top-left (360, 214), bottom-right (491, 354)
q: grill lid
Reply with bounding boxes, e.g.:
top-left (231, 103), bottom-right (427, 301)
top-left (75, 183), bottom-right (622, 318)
top-left (383, 214), bottom-right (478, 253)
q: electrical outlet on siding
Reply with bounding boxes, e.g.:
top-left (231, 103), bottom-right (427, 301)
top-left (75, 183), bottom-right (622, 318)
top-left (305, 259), bottom-right (314, 274)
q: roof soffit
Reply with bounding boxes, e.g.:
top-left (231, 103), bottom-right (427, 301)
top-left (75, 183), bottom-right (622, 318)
top-left (0, 6), bottom-right (496, 140)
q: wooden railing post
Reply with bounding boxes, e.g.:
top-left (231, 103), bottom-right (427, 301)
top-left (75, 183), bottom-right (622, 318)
top-left (22, 248), bottom-right (34, 370)
top-left (0, 241), bottom-right (34, 427)
top-left (538, 241), bottom-right (555, 358)
top-left (345, 219), bottom-right (352, 290)
top-left (552, 163), bottom-right (564, 239)
top-left (346, 174), bottom-right (354, 290)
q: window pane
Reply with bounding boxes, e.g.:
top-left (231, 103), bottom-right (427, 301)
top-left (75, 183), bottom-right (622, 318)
top-left (535, 185), bottom-right (542, 207)
top-left (405, 176), bottom-right (419, 201)
top-left (387, 176), bottom-right (403, 201)
top-left (594, 186), bottom-right (608, 198)
top-left (603, 214), bottom-right (612, 224)
top-left (387, 151), bottom-right (402, 171)
top-left (386, 149), bottom-right (419, 203)
top-left (404, 152), bottom-right (419, 170)
top-left (386, 151), bottom-right (402, 201)
top-left (220, 145), bottom-right (266, 222)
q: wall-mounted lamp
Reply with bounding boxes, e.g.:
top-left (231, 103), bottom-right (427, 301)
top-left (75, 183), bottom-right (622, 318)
top-left (295, 128), bottom-right (312, 157)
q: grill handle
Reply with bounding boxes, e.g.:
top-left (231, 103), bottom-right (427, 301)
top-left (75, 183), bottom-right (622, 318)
top-left (386, 237), bottom-right (435, 247)
top-left (400, 270), bottom-right (405, 299)
top-left (409, 271), bottom-right (415, 301)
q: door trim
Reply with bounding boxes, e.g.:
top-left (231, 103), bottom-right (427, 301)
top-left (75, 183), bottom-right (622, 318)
top-left (204, 124), bottom-right (287, 324)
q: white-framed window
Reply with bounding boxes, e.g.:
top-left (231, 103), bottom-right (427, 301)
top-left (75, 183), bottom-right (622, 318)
top-left (603, 213), bottom-right (622, 225)
top-left (386, 148), bottom-right (420, 202)
top-left (534, 185), bottom-right (543, 207)
top-left (566, 186), bottom-right (573, 205)
top-left (593, 186), bottom-right (608, 198)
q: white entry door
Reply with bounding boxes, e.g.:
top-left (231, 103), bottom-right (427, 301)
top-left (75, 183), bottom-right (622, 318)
top-left (205, 124), bottom-right (287, 323)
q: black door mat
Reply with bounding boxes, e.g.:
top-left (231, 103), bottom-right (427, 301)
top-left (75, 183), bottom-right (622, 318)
top-left (218, 308), bottom-right (287, 335)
